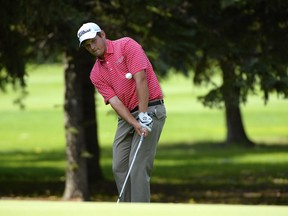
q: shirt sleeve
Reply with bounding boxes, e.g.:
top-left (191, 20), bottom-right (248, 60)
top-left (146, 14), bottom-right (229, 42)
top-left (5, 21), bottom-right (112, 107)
top-left (124, 38), bottom-right (149, 75)
top-left (90, 72), bottom-right (116, 105)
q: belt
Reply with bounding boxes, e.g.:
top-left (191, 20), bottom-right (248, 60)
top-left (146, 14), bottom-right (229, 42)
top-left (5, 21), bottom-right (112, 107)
top-left (130, 99), bottom-right (164, 113)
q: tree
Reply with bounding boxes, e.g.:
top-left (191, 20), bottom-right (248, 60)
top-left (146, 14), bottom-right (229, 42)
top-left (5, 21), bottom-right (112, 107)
top-left (0, 0), bottom-right (30, 106)
top-left (193, 0), bottom-right (288, 145)
top-left (63, 47), bottom-right (102, 201)
top-left (140, 0), bottom-right (288, 146)
top-left (0, 0), bottom-right (102, 201)
top-left (24, 1), bottom-right (104, 200)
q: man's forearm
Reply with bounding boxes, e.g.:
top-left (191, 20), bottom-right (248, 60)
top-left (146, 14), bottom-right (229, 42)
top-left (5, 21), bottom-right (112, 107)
top-left (134, 71), bottom-right (149, 113)
top-left (109, 96), bottom-right (138, 125)
top-left (109, 95), bottom-right (147, 136)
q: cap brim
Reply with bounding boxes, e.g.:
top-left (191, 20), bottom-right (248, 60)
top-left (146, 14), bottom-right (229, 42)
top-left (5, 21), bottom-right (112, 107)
top-left (79, 31), bottom-right (98, 47)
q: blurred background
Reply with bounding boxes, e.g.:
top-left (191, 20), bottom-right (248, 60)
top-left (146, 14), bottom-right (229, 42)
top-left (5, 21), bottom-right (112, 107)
top-left (0, 0), bottom-right (288, 204)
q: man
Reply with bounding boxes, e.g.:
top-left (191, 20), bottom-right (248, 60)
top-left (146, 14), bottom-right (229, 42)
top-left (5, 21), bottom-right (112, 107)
top-left (77, 22), bottom-right (166, 202)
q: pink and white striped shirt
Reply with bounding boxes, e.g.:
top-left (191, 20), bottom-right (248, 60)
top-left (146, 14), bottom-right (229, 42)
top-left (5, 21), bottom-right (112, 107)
top-left (90, 37), bottom-right (163, 111)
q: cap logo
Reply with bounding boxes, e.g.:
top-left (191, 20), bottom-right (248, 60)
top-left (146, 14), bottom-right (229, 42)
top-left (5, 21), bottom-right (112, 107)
top-left (78, 29), bottom-right (91, 38)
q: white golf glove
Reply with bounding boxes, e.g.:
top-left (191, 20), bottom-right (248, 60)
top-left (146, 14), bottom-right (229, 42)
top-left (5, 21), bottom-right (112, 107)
top-left (138, 112), bottom-right (153, 132)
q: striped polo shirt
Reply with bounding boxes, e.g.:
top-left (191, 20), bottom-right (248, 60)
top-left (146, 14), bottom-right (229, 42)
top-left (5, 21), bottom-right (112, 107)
top-left (90, 37), bottom-right (163, 111)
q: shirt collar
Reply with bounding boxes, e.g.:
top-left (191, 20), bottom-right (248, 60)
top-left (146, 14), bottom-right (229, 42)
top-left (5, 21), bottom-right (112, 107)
top-left (104, 39), bottom-right (113, 58)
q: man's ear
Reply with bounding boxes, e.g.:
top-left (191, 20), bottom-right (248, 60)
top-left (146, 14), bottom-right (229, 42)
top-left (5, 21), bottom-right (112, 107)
top-left (100, 30), bottom-right (106, 38)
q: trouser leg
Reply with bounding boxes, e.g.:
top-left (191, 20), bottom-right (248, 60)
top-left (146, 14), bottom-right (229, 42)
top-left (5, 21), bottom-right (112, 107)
top-left (113, 104), bottom-right (166, 202)
top-left (112, 121), bottom-right (134, 202)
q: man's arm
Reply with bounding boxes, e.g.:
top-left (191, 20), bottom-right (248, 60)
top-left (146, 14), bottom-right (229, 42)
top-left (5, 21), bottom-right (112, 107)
top-left (108, 70), bottom-right (150, 136)
top-left (109, 96), bottom-right (146, 136)
top-left (134, 70), bottom-right (149, 113)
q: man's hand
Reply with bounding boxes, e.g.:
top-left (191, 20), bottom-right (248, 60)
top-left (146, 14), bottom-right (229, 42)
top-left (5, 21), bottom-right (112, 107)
top-left (138, 112), bottom-right (153, 132)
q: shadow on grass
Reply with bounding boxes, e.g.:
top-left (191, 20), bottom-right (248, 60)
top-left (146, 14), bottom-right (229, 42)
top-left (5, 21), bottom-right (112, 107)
top-left (150, 142), bottom-right (288, 204)
top-left (0, 142), bottom-right (288, 204)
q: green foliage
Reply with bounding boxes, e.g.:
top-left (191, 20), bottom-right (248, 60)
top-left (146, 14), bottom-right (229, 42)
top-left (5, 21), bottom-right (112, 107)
top-left (2, 0), bottom-right (288, 109)
top-left (194, 0), bottom-right (288, 105)
top-left (0, 0), bottom-right (30, 91)
top-left (0, 0), bottom-right (94, 92)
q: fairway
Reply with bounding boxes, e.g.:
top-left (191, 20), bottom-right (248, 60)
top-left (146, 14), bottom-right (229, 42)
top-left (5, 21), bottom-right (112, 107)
top-left (0, 200), bottom-right (288, 216)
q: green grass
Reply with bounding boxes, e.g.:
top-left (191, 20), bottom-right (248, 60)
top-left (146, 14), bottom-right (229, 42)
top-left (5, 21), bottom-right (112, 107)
top-left (1, 64), bottom-right (287, 149)
top-left (1, 201), bottom-right (288, 216)
top-left (0, 64), bottom-right (288, 204)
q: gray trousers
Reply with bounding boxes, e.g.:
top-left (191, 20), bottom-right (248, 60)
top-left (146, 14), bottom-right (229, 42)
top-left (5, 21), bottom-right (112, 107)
top-left (112, 104), bottom-right (166, 202)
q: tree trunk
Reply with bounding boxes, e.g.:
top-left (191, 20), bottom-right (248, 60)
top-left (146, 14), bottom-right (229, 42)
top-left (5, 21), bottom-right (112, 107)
top-left (220, 60), bottom-right (254, 146)
top-left (62, 48), bottom-right (102, 201)
top-left (80, 50), bottom-right (103, 185)
top-left (63, 49), bottom-right (88, 201)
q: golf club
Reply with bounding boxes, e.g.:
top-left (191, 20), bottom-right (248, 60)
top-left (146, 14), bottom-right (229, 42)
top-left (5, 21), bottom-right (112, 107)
top-left (117, 132), bottom-right (145, 203)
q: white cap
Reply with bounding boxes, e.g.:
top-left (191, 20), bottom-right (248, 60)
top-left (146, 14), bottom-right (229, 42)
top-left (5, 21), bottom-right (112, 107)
top-left (77, 22), bottom-right (101, 46)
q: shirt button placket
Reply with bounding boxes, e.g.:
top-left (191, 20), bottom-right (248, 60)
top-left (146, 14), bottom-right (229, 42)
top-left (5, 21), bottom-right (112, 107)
top-left (107, 61), bottom-right (113, 71)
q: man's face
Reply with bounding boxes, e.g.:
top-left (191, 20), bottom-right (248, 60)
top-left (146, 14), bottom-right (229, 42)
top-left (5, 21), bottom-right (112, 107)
top-left (83, 32), bottom-right (106, 59)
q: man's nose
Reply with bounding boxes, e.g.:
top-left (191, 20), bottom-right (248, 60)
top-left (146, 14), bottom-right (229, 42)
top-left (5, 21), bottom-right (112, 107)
top-left (91, 43), bottom-right (97, 51)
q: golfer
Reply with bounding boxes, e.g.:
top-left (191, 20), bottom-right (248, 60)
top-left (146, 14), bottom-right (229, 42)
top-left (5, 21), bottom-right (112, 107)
top-left (77, 22), bottom-right (166, 202)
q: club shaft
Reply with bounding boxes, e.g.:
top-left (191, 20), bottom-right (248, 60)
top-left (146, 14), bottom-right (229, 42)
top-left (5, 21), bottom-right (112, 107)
top-left (117, 133), bottom-right (144, 203)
